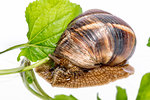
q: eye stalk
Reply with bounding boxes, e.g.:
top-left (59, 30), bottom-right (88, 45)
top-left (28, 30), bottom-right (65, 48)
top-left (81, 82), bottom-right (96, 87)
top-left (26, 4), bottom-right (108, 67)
top-left (49, 54), bottom-right (60, 65)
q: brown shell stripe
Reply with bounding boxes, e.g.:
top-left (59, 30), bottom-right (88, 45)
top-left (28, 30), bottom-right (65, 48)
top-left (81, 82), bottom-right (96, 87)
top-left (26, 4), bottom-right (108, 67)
top-left (93, 14), bottom-right (135, 65)
top-left (68, 13), bottom-right (136, 66)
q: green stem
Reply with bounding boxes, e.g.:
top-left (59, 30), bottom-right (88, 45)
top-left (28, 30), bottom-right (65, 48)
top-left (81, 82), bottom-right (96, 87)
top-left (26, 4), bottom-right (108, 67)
top-left (0, 66), bottom-right (24, 75)
top-left (21, 72), bottom-right (50, 100)
top-left (20, 58), bottom-right (52, 100)
top-left (0, 43), bottom-right (27, 54)
top-left (31, 70), bottom-right (52, 99)
top-left (22, 57), bottom-right (49, 72)
top-left (0, 57), bottom-right (49, 75)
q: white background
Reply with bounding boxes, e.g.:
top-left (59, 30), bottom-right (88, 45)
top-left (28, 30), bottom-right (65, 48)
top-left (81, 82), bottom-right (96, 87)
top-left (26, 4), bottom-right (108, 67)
top-left (0, 0), bottom-right (150, 100)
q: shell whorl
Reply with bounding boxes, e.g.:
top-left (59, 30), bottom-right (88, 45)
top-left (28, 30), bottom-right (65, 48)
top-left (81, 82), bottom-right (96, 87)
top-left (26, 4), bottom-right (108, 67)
top-left (54, 9), bottom-right (136, 69)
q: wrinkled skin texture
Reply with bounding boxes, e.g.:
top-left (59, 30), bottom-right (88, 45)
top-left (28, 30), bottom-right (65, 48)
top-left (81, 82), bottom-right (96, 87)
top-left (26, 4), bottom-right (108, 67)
top-left (35, 61), bottom-right (134, 88)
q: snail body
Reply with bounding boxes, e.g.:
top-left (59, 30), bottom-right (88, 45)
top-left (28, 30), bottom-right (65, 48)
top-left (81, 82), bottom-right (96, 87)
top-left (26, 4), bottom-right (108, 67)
top-left (36, 9), bottom-right (136, 88)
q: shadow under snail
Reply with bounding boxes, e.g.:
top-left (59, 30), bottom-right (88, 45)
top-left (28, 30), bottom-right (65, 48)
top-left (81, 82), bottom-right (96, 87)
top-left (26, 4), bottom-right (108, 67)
top-left (35, 9), bottom-right (136, 88)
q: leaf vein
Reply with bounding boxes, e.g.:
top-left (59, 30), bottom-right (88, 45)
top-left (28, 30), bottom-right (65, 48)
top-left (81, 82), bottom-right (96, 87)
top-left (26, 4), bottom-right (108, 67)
top-left (33, 32), bottom-right (63, 45)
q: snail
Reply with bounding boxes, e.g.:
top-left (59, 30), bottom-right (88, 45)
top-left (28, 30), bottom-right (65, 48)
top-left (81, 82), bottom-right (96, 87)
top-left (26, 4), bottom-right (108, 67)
top-left (35, 9), bottom-right (136, 88)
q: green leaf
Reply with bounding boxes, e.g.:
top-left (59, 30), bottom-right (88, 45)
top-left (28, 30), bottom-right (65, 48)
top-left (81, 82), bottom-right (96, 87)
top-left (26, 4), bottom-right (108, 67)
top-left (17, 0), bottom-right (82, 62)
top-left (136, 73), bottom-right (150, 100)
top-left (147, 38), bottom-right (150, 47)
top-left (116, 86), bottom-right (127, 100)
top-left (97, 93), bottom-right (101, 100)
top-left (53, 95), bottom-right (78, 100)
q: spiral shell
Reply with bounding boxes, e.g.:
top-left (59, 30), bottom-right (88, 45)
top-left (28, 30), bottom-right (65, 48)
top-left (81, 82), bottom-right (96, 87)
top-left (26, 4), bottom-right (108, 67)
top-left (54, 9), bottom-right (136, 69)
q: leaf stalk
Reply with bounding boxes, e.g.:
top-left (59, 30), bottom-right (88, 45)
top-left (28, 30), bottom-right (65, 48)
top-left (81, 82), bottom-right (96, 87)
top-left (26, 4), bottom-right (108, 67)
top-left (0, 43), bottom-right (27, 54)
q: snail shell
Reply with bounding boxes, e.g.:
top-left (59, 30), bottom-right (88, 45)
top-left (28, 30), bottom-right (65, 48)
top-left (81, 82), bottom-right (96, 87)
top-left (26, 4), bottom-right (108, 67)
top-left (36, 9), bottom-right (136, 88)
top-left (54, 9), bottom-right (136, 69)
